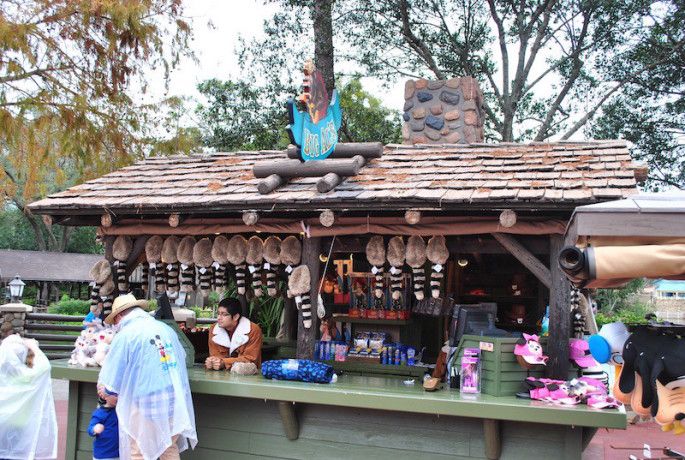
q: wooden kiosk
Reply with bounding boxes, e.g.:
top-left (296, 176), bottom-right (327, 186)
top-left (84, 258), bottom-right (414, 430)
top-left (30, 139), bottom-right (640, 459)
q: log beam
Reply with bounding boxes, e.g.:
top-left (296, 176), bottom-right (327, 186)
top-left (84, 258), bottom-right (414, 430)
top-left (491, 233), bottom-right (552, 289)
top-left (287, 142), bottom-right (383, 159)
top-left (258, 174), bottom-right (286, 194)
top-left (277, 401), bottom-right (299, 441)
top-left (547, 234), bottom-right (571, 379)
top-left (253, 156), bottom-right (365, 179)
top-left (297, 237), bottom-right (321, 359)
top-left (124, 236), bottom-right (150, 278)
top-left (483, 419), bottom-right (501, 460)
top-left (316, 172), bottom-right (343, 193)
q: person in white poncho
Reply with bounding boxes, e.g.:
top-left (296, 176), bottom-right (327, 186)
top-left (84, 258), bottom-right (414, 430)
top-left (98, 294), bottom-right (197, 460)
top-left (0, 334), bottom-right (57, 460)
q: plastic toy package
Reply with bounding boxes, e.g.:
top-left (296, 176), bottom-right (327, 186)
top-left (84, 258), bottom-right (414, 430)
top-left (460, 348), bottom-right (481, 394)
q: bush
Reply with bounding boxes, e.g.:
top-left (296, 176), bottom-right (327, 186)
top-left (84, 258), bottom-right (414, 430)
top-left (595, 308), bottom-right (654, 328)
top-left (48, 294), bottom-right (91, 315)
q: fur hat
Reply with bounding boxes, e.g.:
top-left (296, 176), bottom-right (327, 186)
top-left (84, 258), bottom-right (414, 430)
top-left (226, 235), bottom-right (248, 265)
top-left (263, 236), bottom-right (282, 265)
top-left (406, 236), bottom-right (427, 268)
top-left (280, 236), bottom-right (302, 267)
top-left (89, 260), bottom-right (112, 284)
top-left (161, 236), bottom-right (180, 264)
top-left (145, 235), bottom-right (164, 264)
top-left (427, 236), bottom-right (449, 265)
top-left (193, 238), bottom-right (214, 268)
top-left (246, 236), bottom-right (264, 266)
top-left (177, 236), bottom-right (196, 265)
top-left (387, 236), bottom-right (406, 267)
top-left (211, 235), bottom-right (229, 264)
top-left (99, 277), bottom-right (115, 296)
top-left (112, 236), bottom-right (132, 261)
top-left (288, 265), bottom-right (311, 297)
top-left (365, 236), bottom-right (386, 267)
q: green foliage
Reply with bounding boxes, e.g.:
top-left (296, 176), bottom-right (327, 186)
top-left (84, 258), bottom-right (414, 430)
top-left (594, 279), bottom-right (647, 313)
top-left (338, 77), bottom-right (401, 144)
top-left (189, 306), bottom-right (215, 319)
top-left (595, 308), bottom-right (653, 328)
top-left (48, 295), bottom-right (91, 316)
top-left (250, 292), bottom-right (284, 338)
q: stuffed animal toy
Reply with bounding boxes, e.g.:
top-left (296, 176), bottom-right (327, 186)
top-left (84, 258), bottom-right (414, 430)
top-left (514, 333), bottom-right (548, 368)
top-left (161, 236), bottom-right (180, 298)
top-left (230, 362), bottom-right (259, 375)
top-left (386, 236), bottom-right (405, 301)
top-left (93, 328), bottom-right (115, 366)
top-left (289, 265), bottom-right (312, 329)
top-left (365, 236), bottom-right (385, 299)
top-left (406, 235), bottom-right (427, 300)
top-left (193, 237), bottom-right (214, 295)
top-left (226, 235), bottom-right (248, 295)
top-left (263, 236), bottom-right (282, 297)
top-left (145, 235), bottom-right (165, 294)
top-left (177, 236), bottom-right (197, 293)
top-left (112, 236), bottom-right (132, 293)
top-left (280, 235), bottom-right (302, 297)
top-left (427, 235), bottom-right (449, 299)
top-left (246, 236), bottom-right (264, 297)
top-left (89, 260), bottom-right (111, 310)
top-left (71, 325), bottom-right (100, 367)
top-left (211, 235), bottom-right (229, 293)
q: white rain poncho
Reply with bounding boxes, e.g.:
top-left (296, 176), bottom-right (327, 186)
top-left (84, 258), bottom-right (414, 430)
top-left (98, 308), bottom-right (197, 460)
top-left (0, 335), bottom-right (57, 460)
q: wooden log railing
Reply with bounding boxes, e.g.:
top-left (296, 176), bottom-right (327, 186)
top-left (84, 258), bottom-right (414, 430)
top-left (25, 313), bottom-right (85, 360)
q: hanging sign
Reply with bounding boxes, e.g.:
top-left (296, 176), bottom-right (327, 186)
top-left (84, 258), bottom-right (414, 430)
top-left (286, 60), bottom-right (342, 162)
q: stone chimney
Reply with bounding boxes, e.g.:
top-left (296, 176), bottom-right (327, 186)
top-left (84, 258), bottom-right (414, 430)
top-left (402, 77), bottom-right (485, 144)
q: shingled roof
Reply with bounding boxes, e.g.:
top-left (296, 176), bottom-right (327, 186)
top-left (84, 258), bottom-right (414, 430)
top-left (28, 140), bottom-right (646, 217)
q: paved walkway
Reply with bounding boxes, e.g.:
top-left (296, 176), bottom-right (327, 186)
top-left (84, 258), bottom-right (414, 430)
top-left (53, 379), bottom-right (69, 460)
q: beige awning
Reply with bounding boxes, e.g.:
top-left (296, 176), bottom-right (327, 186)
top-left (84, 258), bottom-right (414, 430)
top-left (560, 193), bottom-right (685, 287)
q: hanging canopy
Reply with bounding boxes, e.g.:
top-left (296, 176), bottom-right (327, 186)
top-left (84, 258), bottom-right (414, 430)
top-left (560, 192), bottom-right (685, 288)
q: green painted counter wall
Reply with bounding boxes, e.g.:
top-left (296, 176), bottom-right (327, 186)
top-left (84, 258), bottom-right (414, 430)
top-left (52, 360), bottom-right (626, 459)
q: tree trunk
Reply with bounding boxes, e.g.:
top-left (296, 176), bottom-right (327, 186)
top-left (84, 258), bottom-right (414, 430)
top-left (312, 0), bottom-right (336, 96)
top-left (297, 237), bottom-right (321, 359)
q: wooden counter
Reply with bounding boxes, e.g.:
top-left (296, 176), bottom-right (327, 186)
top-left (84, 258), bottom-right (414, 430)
top-left (52, 360), bottom-right (626, 460)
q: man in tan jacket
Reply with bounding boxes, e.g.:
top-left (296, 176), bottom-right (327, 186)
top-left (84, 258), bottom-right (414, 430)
top-left (206, 298), bottom-right (263, 371)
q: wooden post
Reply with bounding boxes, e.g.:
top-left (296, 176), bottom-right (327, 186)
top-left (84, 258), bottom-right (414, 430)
top-left (258, 174), bottom-right (286, 194)
top-left (277, 401), bottom-right (299, 441)
top-left (547, 234), bottom-right (571, 379)
top-left (282, 297), bottom-right (298, 341)
top-left (124, 236), bottom-right (149, 278)
top-left (316, 172), bottom-right (343, 193)
top-left (286, 142), bottom-right (383, 159)
top-left (483, 419), bottom-right (501, 460)
top-left (297, 236), bottom-right (321, 359)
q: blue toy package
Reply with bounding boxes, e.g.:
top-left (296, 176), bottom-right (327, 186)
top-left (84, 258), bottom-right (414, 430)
top-left (262, 359), bottom-right (334, 384)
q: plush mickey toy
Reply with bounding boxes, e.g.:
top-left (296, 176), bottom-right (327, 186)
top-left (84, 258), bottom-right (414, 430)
top-left (112, 236), bottom-right (132, 293)
top-left (161, 236), bottom-right (180, 298)
top-left (365, 236), bottom-right (386, 300)
top-left (387, 236), bottom-right (405, 302)
top-left (426, 235), bottom-right (449, 299)
top-left (193, 237), bottom-right (214, 295)
top-left (246, 236), bottom-right (264, 297)
top-left (89, 260), bottom-right (111, 311)
top-left (226, 235), bottom-right (248, 295)
top-left (145, 235), bottom-right (165, 294)
top-left (177, 236), bottom-right (197, 293)
top-left (263, 236), bottom-right (282, 297)
top-left (211, 235), bottom-right (229, 293)
top-left (406, 235), bottom-right (427, 300)
top-left (288, 265), bottom-right (312, 329)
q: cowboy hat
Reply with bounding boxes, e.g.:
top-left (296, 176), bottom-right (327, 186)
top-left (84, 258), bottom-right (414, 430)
top-left (104, 293), bottom-right (148, 325)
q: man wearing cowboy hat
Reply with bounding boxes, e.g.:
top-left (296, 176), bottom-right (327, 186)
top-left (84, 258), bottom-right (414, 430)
top-left (97, 294), bottom-right (197, 460)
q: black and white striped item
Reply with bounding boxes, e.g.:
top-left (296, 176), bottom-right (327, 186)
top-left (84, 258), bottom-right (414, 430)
top-left (235, 264), bottom-right (247, 295)
top-left (89, 282), bottom-right (100, 308)
top-left (249, 264), bottom-right (262, 296)
top-left (150, 263), bottom-right (166, 294)
top-left (114, 260), bottom-right (128, 293)
top-left (412, 267), bottom-right (426, 301)
top-left (212, 262), bottom-right (227, 292)
top-left (179, 264), bottom-right (195, 293)
top-left (372, 265), bottom-right (384, 298)
top-left (570, 288), bottom-right (585, 338)
top-left (197, 266), bottom-right (213, 293)
top-left (166, 262), bottom-right (180, 297)
top-left (102, 296), bottom-right (113, 318)
top-left (296, 293), bottom-right (312, 329)
top-left (389, 266), bottom-right (403, 300)
top-left (430, 264), bottom-right (444, 299)
top-left (581, 365), bottom-right (609, 388)
top-left (265, 263), bottom-right (280, 297)
top-left (141, 262), bottom-right (149, 293)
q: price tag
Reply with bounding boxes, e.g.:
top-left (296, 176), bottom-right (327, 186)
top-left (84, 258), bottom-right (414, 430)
top-left (479, 341), bottom-right (494, 352)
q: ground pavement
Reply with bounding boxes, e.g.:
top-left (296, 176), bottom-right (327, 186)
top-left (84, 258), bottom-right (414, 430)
top-left (52, 379), bottom-right (682, 460)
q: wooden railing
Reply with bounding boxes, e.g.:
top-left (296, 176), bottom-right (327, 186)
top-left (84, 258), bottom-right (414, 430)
top-left (25, 313), bottom-right (84, 360)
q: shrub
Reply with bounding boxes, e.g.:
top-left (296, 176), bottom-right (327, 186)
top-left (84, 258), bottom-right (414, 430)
top-left (48, 294), bottom-right (91, 315)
